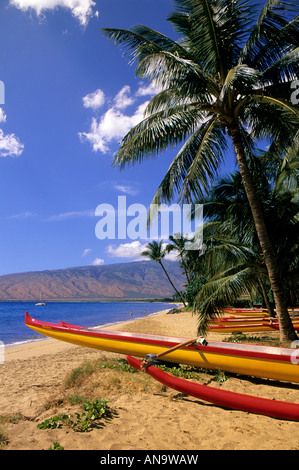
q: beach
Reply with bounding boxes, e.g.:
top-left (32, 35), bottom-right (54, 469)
top-left (1, 309), bottom-right (299, 451)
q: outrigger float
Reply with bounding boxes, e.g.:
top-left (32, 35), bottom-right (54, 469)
top-left (25, 312), bottom-right (299, 384)
top-left (127, 355), bottom-right (299, 421)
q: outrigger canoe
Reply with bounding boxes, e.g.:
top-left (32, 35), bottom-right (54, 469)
top-left (25, 312), bottom-right (299, 383)
top-left (127, 355), bottom-right (299, 421)
top-left (222, 307), bottom-right (299, 317)
top-left (222, 308), bottom-right (269, 316)
top-left (208, 316), bottom-right (299, 333)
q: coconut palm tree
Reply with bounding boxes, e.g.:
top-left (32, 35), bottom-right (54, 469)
top-left (165, 234), bottom-right (192, 286)
top-left (192, 156), bottom-right (298, 332)
top-left (102, 0), bottom-right (299, 342)
top-left (141, 240), bottom-right (186, 305)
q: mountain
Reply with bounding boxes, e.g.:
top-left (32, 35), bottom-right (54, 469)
top-left (0, 261), bottom-right (186, 301)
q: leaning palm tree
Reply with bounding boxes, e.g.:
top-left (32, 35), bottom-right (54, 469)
top-left (166, 234), bottom-right (192, 286)
top-left (103, 0), bottom-right (299, 342)
top-left (141, 240), bottom-right (186, 305)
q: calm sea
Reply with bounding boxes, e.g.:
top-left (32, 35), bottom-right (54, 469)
top-left (0, 301), bottom-right (176, 346)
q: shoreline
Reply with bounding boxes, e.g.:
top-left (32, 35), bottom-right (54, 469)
top-left (0, 298), bottom-right (181, 347)
top-left (3, 308), bottom-right (173, 362)
top-left (1, 309), bottom-right (299, 450)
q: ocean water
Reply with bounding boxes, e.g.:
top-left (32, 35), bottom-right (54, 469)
top-left (0, 301), bottom-right (176, 347)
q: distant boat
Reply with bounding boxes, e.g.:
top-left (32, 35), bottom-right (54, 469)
top-left (35, 291), bottom-right (46, 306)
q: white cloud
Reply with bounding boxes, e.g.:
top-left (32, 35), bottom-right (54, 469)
top-left (92, 257), bottom-right (104, 266)
top-left (46, 209), bottom-right (95, 221)
top-left (114, 184), bottom-right (139, 196)
top-left (0, 129), bottom-right (24, 157)
top-left (106, 241), bottom-right (146, 260)
top-left (10, 0), bottom-right (97, 26)
top-left (8, 211), bottom-right (37, 219)
top-left (136, 82), bottom-right (162, 97)
top-left (82, 248), bottom-right (92, 257)
top-left (79, 83), bottom-right (163, 154)
top-left (106, 240), bottom-right (178, 262)
top-left (114, 86), bottom-right (135, 110)
top-left (79, 101), bottom-right (148, 154)
top-left (0, 109), bottom-right (7, 123)
top-left (82, 89), bottom-right (105, 110)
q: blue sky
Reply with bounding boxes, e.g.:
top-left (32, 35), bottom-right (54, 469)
top-left (0, 0), bottom-right (238, 275)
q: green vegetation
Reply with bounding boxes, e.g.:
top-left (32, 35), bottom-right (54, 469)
top-left (37, 398), bottom-right (109, 433)
top-left (0, 428), bottom-right (9, 448)
top-left (48, 442), bottom-right (64, 450)
top-left (225, 334), bottom-right (281, 346)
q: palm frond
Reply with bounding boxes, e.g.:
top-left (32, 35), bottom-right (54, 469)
top-left (136, 51), bottom-right (220, 100)
top-left (262, 46), bottom-right (299, 84)
top-left (243, 95), bottom-right (299, 143)
top-left (239, 0), bottom-right (298, 67)
top-left (219, 65), bottom-right (262, 106)
top-left (147, 118), bottom-right (226, 216)
top-left (195, 265), bottom-right (258, 335)
top-left (112, 104), bottom-right (208, 170)
top-left (185, 0), bottom-right (252, 78)
top-left (274, 133), bottom-right (299, 195)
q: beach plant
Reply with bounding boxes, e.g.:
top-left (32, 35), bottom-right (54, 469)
top-left (0, 428), bottom-right (9, 448)
top-left (48, 441), bottom-right (64, 450)
top-left (37, 398), bottom-right (109, 433)
top-left (102, 0), bottom-right (299, 343)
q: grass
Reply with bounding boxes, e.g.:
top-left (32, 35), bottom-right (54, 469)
top-left (224, 333), bottom-right (281, 346)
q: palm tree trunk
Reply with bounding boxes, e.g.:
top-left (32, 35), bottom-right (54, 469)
top-left (158, 260), bottom-right (186, 306)
top-left (258, 278), bottom-right (275, 318)
top-left (181, 256), bottom-right (191, 286)
top-left (230, 124), bottom-right (297, 343)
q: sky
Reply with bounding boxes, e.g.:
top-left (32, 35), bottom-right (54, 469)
top-left (0, 0), bottom-right (238, 276)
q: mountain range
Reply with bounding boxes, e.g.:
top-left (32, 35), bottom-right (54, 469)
top-left (0, 260), bottom-right (186, 301)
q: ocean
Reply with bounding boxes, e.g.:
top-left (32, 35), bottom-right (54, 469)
top-left (0, 301), bottom-right (176, 347)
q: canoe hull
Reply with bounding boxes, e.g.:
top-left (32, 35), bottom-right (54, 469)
top-left (25, 312), bottom-right (299, 384)
top-left (209, 321), bottom-right (299, 333)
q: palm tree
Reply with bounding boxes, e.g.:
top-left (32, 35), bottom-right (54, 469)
top-left (193, 219), bottom-right (275, 333)
top-left (191, 156), bottom-right (298, 332)
top-left (141, 240), bottom-right (186, 305)
top-left (165, 234), bottom-right (192, 285)
top-left (102, 0), bottom-right (299, 342)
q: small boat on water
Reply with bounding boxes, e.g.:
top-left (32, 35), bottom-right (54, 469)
top-left (25, 312), bottom-right (299, 384)
top-left (126, 355), bottom-right (299, 421)
top-left (35, 291), bottom-right (46, 306)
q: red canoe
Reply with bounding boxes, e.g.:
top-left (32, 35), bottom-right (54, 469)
top-left (126, 355), bottom-right (299, 421)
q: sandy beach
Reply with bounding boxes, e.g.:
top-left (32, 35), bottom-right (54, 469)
top-left (1, 309), bottom-right (299, 451)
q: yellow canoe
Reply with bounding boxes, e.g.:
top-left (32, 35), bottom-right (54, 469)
top-left (25, 312), bottom-right (299, 384)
